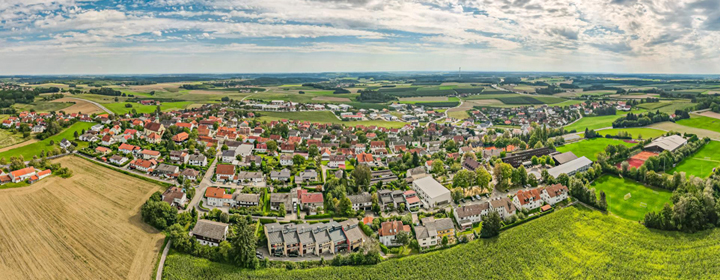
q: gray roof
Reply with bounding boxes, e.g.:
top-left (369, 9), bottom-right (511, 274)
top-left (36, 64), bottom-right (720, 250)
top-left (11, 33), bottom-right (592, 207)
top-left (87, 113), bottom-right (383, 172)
top-left (189, 154), bottom-right (206, 161)
top-left (237, 171), bottom-right (263, 179)
top-left (234, 193), bottom-right (260, 203)
top-left (156, 164), bottom-right (179, 173)
top-left (340, 219), bottom-right (364, 242)
top-left (192, 220), bottom-right (228, 241)
top-left (644, 135), bottom-right (686, 152)
top-left (412, 176), bottom-right (450, 199)
top-left (348, 193), bottom-right (372, 204)
top-left (455, 203), bottom-right (490, 219)
top-left (222, 150), bottom-right (236, 157)
top-left (547, 156), bottom-right (592, 178)
top-left (271, 169), bottom-right (291, 178)
top-left (552, 151), bottom-right (578, 165)
top-left (328, 222), bottom-right (347, 243)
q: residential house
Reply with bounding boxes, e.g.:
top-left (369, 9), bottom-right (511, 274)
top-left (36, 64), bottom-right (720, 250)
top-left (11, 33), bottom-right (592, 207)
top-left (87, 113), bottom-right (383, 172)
top-left (162, 187), bottom-right (187, 208)
top-left (490, 197), bottom-right (517, 220)
top-left (189, 154), bottom-right (208, 166)
top-left (378, 220), bottom-right (411, 247)
top-left (541, 183), bottom-right (569, 205)
top-left (234, 193), bottom-right (260, 207)
top-left (270, 169), bottom-right (291, 182)
top-left (205, 187), bottom-right (234, 207)
top-left (512, 188), bottom-right (543, 210)
top-left (454, 203), bottom-right (490, 231)
top-left (192, 220), bottom-right (229, 246)
top-left (347, 192), bottom-right (373, 211)
top-left (295, 169), bottom-right (318, 183)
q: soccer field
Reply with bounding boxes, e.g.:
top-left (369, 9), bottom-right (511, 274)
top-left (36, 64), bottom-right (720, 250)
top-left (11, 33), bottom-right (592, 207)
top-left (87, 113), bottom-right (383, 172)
top-left (667, 141), bottom-right (720, 178)
top-left (590, 175), bottom-right (672, 221)
top-left (555, 138), bottom-right (636, 161)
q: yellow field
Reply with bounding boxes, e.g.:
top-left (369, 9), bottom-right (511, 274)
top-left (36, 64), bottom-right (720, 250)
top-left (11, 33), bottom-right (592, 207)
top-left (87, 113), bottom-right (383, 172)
top-left (0, 156), bottom-right (164, 279)
top-left (52, 97), bottom-right (105, 114)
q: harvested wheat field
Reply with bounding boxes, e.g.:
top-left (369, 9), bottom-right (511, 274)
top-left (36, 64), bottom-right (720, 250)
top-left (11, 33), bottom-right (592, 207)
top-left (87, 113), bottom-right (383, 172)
top-left (0, 156), bottom-right (164, 279)
top-left (699, 111), bottom-right (720, 120)
top-left (52, 97), bottom-right (104, 114)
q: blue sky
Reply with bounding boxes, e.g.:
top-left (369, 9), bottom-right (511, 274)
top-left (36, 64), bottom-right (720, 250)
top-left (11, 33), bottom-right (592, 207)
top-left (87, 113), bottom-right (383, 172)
top-left (1, 0), bottom-right (720, 75)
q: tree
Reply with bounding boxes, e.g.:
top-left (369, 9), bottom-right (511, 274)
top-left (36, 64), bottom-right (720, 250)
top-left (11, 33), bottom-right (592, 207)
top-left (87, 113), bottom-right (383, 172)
top-left (308, 145), bottom-right (319, 158)
top-left (292, 155), bottom-right (305, 166)
top-left (395, 231), bottom-right (411, 246)
top-left (140, 192), bottom-right (178, 231)
top-left (476, 167), bottom-right (492, 190)
top-left (231, 218), bottom-right (258, 268)
top-left (531, 155), bottom-right (539, 165)
top-left (451, 188), bottom-right (464, 203)
top-left (266, 140), bottom-right (277, 154)
top-left (338, 196), bottom-right (354, 217)
top-left (352, 164), bottom-right (371, 189)
top-left (480, 211), bottom-right (502, 238)
top-left (441, 236), bottom-right (449, 246)
top-left (431, 160), bottom-right (445, 175)
top-left (598, 190), bottom-right (608, 211)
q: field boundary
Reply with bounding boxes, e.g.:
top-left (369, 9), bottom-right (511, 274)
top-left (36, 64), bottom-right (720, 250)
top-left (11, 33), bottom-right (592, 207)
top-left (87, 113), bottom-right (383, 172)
top-left (74, 154), bottom-right (175, 188)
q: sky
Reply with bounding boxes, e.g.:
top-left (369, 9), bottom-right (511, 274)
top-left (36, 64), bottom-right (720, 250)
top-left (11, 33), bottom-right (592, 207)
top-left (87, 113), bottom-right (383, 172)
top-left (1, 0), bottom-right (720, 75)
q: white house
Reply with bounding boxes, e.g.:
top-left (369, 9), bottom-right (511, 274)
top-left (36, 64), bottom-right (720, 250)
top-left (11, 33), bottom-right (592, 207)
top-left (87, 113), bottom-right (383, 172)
top-left (489, 197), bottom-right (517, 220)
top-left (378, 221), bottom-right (411, 247)
top-left (454, 203), bottom-right (490, 231)
top-left (411, 176), bottom-right (452, 209)
top-left (205, 187), bottom-right (234, 207)
top-left (512, 188), bottom-right (543, 210)
top-left (541, 183), bottom-right (569, 205)
top-left (192, 220), bottom-right (229, 247)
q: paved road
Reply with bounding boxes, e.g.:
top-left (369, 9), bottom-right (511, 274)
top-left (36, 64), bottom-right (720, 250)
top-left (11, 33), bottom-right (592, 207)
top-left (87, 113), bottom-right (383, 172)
top-left (66, 97), bottom-right (114, 115)
top-left (183, 151), bottom-right (221, 213)
top-left (155, 239), bottom-right (172, 280)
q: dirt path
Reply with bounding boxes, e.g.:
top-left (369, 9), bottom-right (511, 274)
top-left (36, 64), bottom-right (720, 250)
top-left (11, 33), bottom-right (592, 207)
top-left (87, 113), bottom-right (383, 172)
top-left (0, 138), bottom-right (39, 153)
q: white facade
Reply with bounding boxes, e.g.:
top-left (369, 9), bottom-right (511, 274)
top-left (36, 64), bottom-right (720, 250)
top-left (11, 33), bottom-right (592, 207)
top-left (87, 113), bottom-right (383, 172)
top-left (411, 176), bottom-right (452, 209)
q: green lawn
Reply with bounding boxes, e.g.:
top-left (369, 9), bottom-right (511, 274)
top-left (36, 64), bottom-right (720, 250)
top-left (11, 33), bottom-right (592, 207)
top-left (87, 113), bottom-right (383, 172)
top-left (254, 111), bottom-right (408, 128)
top-left (103, 101), bottom-right (194, 114)
top-left (667, 141), bottom-right (720, 178)
top-left (556, 138), bottom-right (635, 161)
top-left (590, 175), bottom-right (672, 221)
top-left (163, 206), bottom-right (720, 279)
top-left (0, 122), bottom-right (95, 161)
top-left (676, 114), bottom-right (720, 134)
top-left (564, 114), bottom-right (620, 132)
top-left (595, 128), bottom-right (666, 140)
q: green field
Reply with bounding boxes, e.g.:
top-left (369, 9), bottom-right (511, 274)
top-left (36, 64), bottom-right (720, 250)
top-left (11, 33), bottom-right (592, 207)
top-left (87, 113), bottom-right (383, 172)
top-left (667, 141), bottom-right (720, 178)
top-left (0, 122), bottom-right (95, 160)
top-left (13, 101), bottom-right (73, 113)
top-left (103, 101), bottom-right (195, 114)
top-left (163, 206), bottom-right (720, 279)
top-left (254, 111), bottom-right (408, 128)
top-left (590, 175), bottom-right (672, 221)
top-left (565, 114), bottom-right (620, 132)
top-left (676, 115), bottom-right (720, 134)
top-left (595, 128), bottom-right (665, 139)
top-left (556, 138), bottom-right (635, 161)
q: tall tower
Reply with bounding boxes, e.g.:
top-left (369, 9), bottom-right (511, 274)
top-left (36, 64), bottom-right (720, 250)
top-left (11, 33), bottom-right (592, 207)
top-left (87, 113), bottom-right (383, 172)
top-left (458, 67), bottom-right (461, 78)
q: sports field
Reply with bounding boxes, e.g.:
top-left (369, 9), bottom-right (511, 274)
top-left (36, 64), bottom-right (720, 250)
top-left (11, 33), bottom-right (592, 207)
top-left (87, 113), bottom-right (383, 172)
top-left (0, 157), bottom-right (164, 279)
top-left (163, 206), bottom-right (720, 279)
top-left (667, 141), bottom-right (720, 178)
top-left (590, 175), bottom-right (672, 221)
top-left (555, 138), bottom-right (636, 161)
top-left (676, 114), bottom-right (720, 134)
top-left (564, 114), bottom-right (619, 131)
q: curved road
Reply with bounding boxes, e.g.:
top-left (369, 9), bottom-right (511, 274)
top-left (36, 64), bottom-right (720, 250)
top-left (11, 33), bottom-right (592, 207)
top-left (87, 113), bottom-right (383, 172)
top-left (67, 97), bottom-right (114, 115)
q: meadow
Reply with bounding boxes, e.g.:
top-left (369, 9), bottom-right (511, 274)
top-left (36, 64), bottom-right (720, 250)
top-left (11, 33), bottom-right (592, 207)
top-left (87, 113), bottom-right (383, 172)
top-left (555, 138), bottom-right (636, 161)
top-left (590, 175), bottom-right (672, 221)
top-left (163, 206), bottom-right (720, 279)
top-left (563, 109), bottom-right (647, 132)
top-left (676, 114), bottom-right (720, 134)
top-left (595, 128), bottom-right (666, 139)
top-left (0, 157), bottom-right (164, 279)
top-left (667, 141), bottom-right (720, 178)
top-left (0, 121), bottom-right (94, 160)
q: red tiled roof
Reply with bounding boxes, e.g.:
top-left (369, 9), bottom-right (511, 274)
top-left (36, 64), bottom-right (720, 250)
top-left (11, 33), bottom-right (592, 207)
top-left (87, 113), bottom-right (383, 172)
top-left (205, 187), bottom-right (227, 199)
top-left (215, 164), bottom-right (235, 175)
top-left (10, 167), bottom-right (35, 178)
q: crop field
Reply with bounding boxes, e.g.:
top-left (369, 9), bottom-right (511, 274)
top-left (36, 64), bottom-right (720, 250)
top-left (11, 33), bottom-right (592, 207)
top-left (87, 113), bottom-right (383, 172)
top-left (0, 157), bottom-right (164, 279)
top-left (51, 97), bottom-right (105, 114)
top-left (497, 96), bottom-right (544, 104)
top-left (163, 206), bottom-right (720, 279)
top-left (564, 114), bottom-right (619, 131)
top-left (648, 122), bottom-right (720, 141)
top-left (453, 88), bottom-right (485, 94)
top-left (13, 101), bottom-right (73, 112)
top-left (595, 128), bottom-right (666, 139)
top-left (253, 111), bottom-right (408, 128)
top-left (556, 138), bottom-right (636, 161)
top-left (676, 114), bottom-right (720, 134)
top-left (103, 101), bottom-right (195, 114)
top-left (0, 122), bottom-right (94, 160)
top-left (590, 175), bottom-right (672, 221)
top-left (637, 102), bottom-right (670, 111)
top-left (667, 141), bottom-right (720, 178)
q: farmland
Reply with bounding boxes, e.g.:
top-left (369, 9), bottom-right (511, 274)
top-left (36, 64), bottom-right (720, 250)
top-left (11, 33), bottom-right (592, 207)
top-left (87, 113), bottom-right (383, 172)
top-left (0, 121), bottom-right (94, 160)
top-left (104, 101), bottom-right (195, 114)
top-left (163, 206), bottom-right (720, 279)
top-left (648, 122), bottom-right (720, 140)
top-left (590, 175), bottom-right (672, 221)
top-left (556, 138), bottom-right (636, 161)
top-left (253, 111), bottom-right (408, 128)
top-left (564, 114), bottom-right (619, 132)
top-left (0, 157), bottom-right (164, 279)
top-left (667, 141), bottom-right (720, 178)
top-left (676, 114), bottom-right (720, 134)
top-left (13, 100), bottom-right (73, 112)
